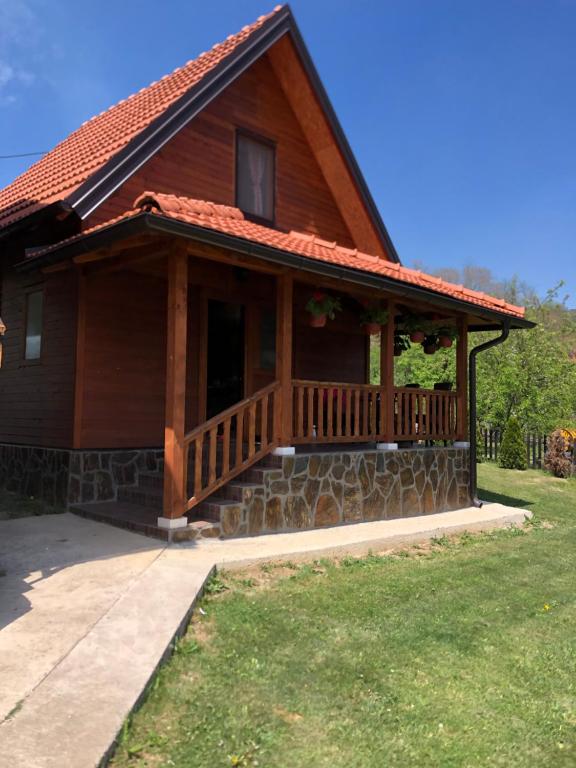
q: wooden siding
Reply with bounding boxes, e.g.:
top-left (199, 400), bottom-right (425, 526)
top-left (0, 264), bottom-right (77, 447)
top-left (78, 269), bottom-right (167, 448)
top-left (293, 283), bottom-right (368, 385)
top-left (85, 54), bottom-right (355, 248)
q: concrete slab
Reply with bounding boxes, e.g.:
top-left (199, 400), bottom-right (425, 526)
top-left (190, 502), bottom-right (533, 569)
top-left (0, 502), bottom-right (530, 768)
top-left (0, 514), bottom-right (164, 723)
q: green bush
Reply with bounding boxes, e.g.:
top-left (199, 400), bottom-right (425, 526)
top-left (499, 417), bottom-right (527, 470)
top-left (544, 430), bottom-right (573, 478)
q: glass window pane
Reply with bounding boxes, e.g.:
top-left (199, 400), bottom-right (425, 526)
top-left (25, 291), bottom-right (43, 360)
top-left (237, 134), bottom-right (274, 221)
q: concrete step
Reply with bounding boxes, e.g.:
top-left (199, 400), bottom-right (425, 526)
top-left (192, 496), bottom-right (240, 523)
top-left (70, 502), bottom-right (170, 540)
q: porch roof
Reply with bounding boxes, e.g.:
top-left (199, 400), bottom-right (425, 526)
top-left (22, 192), bottom-right (532, 330)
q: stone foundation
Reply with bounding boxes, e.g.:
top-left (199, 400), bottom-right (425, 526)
top-left (0, 443), bottom-right (163, 507)
top-left (231, 447), bottom-right (471, 537)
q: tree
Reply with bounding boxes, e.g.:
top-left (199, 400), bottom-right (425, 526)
top-left (499, 417), bottom-right (528, 470)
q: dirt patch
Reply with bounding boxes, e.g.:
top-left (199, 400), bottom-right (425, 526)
top-left (0, 489), bottom-right (64, 521)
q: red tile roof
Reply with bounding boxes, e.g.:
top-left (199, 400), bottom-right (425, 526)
top-left (29, 192), bottom-right (526, 320)
top-left (0, 6), bottom-right (284, 231)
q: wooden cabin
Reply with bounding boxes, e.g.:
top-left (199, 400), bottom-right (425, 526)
top-left (0, 6), bottom-right (531, 540)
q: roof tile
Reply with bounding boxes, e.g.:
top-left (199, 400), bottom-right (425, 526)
top-left (29, 191), bottom-right (526, 320)
top-left (0, 6), bottom-right (284, 230)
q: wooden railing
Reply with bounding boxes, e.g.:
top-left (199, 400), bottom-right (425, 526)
top-left (292, 380), bottom-right (461, 444)
top-left (184, 381), bottom-right (280, 510)
top-left (394, 387), bottom-right (459, 441)
top-left (292, 380), bottom-right (386, 443)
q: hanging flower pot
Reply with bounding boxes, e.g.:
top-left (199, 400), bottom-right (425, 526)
top-left (437, 327), bottom-right (458, 348)
top-left (423, 335), bottom-right (438, 355)
top-left (310, 314), bottom-right (327, 328)
top-left (393, 332), bottom-right (411, 357)
top-left (409, 330), bottom-right (426, 344)
top-left (305, 292), bottom-right (342, 328)
top-left (360, 301), bottom-right (389, 336)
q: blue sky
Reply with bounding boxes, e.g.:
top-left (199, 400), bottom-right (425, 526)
top-left (1, 0), bottom-right (575, 305)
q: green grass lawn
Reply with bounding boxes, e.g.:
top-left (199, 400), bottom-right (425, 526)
top-left (112, 464), bottom-right (576, 767)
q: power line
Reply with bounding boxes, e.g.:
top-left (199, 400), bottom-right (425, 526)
top-left (0, 151), bottom-right (47, 159)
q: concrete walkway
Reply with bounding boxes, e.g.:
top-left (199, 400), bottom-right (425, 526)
top-left (0, 503), bottom-right (530, 768)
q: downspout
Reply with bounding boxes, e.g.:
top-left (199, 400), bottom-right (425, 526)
top-left (469, 320), bottom-right (510, 507)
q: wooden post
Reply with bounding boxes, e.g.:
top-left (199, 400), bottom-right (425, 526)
top-left (162, 245), bottom-right (188, 521)
top-left (456, 316), bottom-right (468, 441)
top-left (380, 300), bottom-right (396, 442)
top-left (275, 273), bottom-right (293, 445)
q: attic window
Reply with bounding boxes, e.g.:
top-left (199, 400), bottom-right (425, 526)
top-left (236, 132), bottom-right (275, 223)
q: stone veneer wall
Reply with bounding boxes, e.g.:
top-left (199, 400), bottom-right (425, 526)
top-left (0, 443), bottom-right (163, 507)
top-left (227, 448), bottom-right (471, 537)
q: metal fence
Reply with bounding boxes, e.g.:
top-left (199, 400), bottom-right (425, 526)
top-left (480, 428), bottom-right (549, 469)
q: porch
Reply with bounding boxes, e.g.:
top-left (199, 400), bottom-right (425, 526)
top-left (62, 230), bottom-right (471, 540)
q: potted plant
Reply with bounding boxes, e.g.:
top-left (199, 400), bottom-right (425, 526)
top-left (394, 333), bottom-right (411, 356)
top-left (403, 314), bottom-right (427, 344)
top-left (305, 292), bottom-right (342, 328)
top-left (422, 334), bottom-right (438, 355)
top-left (437, 327), bottom-right (458, 348)
top-left (360, 301), bottom-right (389, 335)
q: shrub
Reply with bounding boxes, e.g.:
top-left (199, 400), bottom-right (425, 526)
top-left (544, 430), bottom-right (573, 478)
top-left (499, 417), bottom-right (527, 470)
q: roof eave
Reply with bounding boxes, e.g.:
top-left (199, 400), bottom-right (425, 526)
top-left (19, 213), bottom-right (533, 329)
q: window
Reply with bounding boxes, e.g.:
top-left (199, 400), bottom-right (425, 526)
top-left (236, 132), bottom-right (275, 222)
top-left (24, 291), bottom-right (43, 360)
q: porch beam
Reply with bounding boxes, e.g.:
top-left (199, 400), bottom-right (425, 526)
top-left (161, 245), bottom-right (189, 523)
top-left (275, 272), bottom-right (294, 446)
top-left (456, 316), bottom-right (468, 441)
top-left (380, 300), bottom-right (396, 443)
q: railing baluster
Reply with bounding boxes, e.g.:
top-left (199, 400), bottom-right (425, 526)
top-left (336, 387), bottom-right (343, 437)
top-left (236, 410), bottom-right (244, 467)
top-left (307, 386), bottom-right (314, 439)
top-left (248, 402), bottom-right (256, 458)
top-left (318, 387), bottom-right (324, 438)
top-left (354, 389), bottom-right (360, 436)
top-left (362, 390), bottom-right (369, 437)
top-left (222, 418), bottom-right (231, 477)
top-left (345, 387), bottom-right (352, 437)
top-left (194, 436), bottom-right (203, 498)
top-left (209, 427), bottom-right (217, 486)
top-left (369, 390), bottom-right (376, 436)
top-left (327, 388), bottom-right (334, 438)
top-left (261, 394), bottom-right (269, 448)
top-left (297, 386), bottom-right (304, 438)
